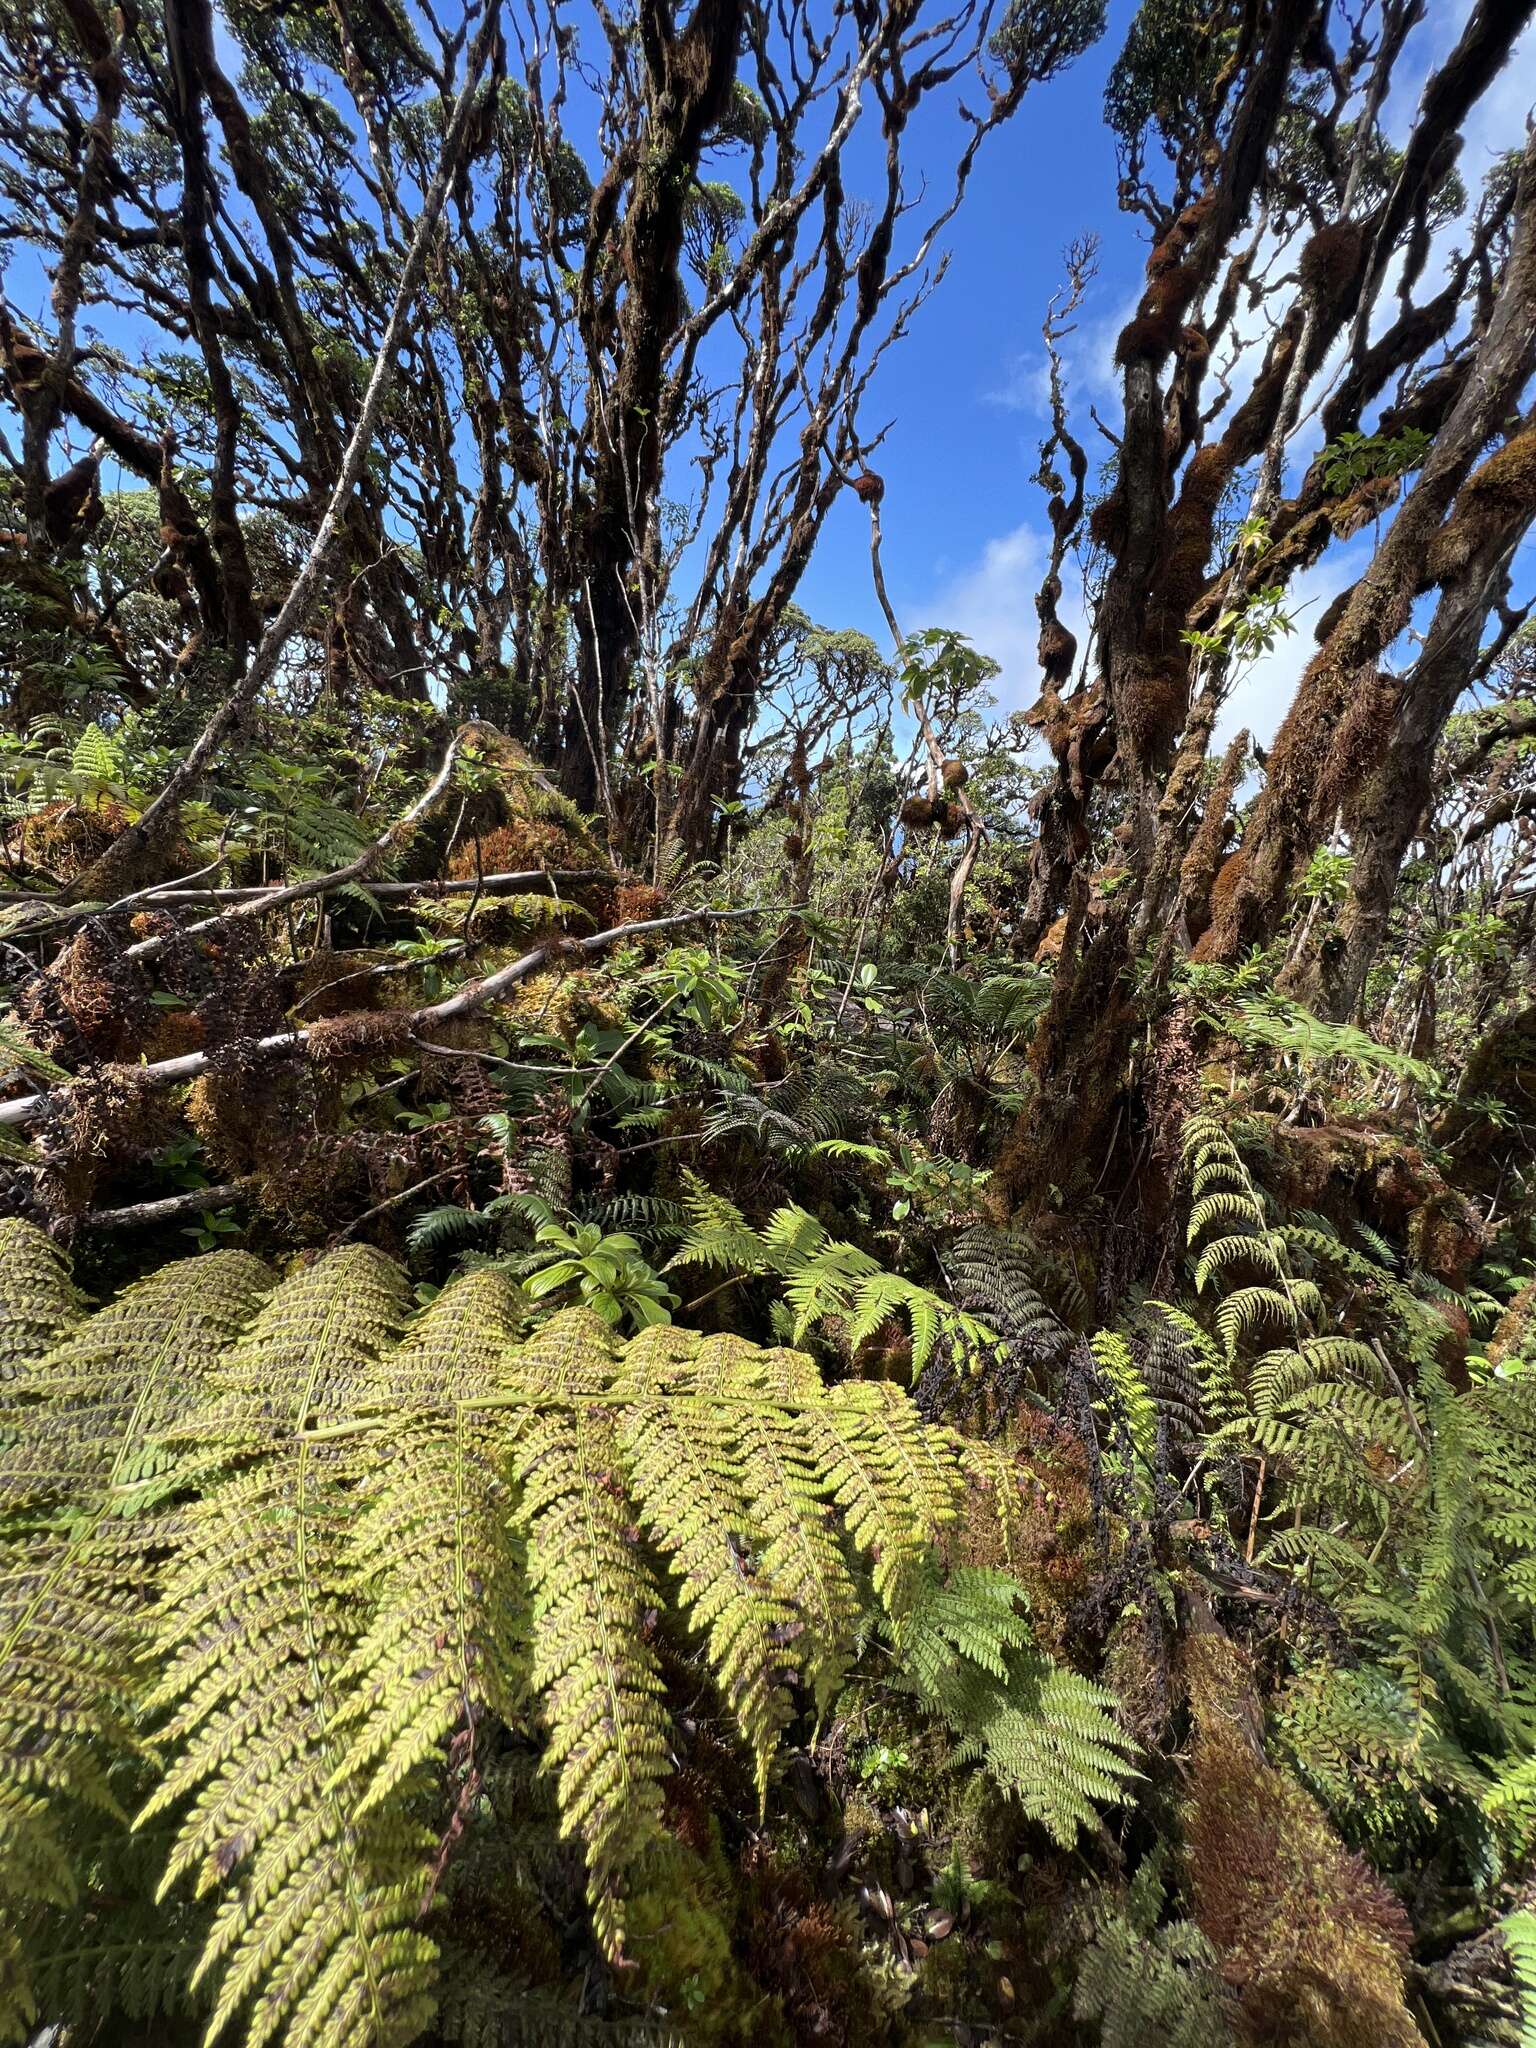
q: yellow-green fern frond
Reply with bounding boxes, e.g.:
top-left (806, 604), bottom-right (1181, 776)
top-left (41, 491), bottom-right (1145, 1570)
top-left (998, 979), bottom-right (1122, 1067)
top-left (730, 1396), bottom-right (859, 1716)
top-left (1090, 1330), bottom-right (1158, 1480)
top-left (139, 1255), bottom-right (433, 2048)
top-left (513, 1407), bottom-right (669, 1958)
top-left (1503, 1909), bottom-right (1536, 2048)
top-left (141, 1454), bottom-right (437, 2048)
top-left (374, 1266), bottom-right (527, 1402)
top-left (0, 1218), bottom-right (81, 1379)
top-left (0, 1245), bottom-right (272, 2043)
top-left (330, 1273), bottom-right (533, 1818)
top-left (191, 1245), bottom-right (411, 1449)
top-left (0, 1248), bottom-right (270, 1514)
top-left (335, 1402), bottom-right (525, 1819)
top-left (503, 1305), bottom-right (627, 1397)
top-left (619, 1397), bottom-right (793, 1803)
top-left (803, 1383), bottom-right (964, 1619)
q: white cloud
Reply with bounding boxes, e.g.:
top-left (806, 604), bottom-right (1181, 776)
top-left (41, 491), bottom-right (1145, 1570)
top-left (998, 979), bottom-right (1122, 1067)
top-left (908, 514), bottom-right (1365, 761)
top-left (984, 350), bottom-right (1052, 415)
top-left (910, 521), bottom-right (1050, 715)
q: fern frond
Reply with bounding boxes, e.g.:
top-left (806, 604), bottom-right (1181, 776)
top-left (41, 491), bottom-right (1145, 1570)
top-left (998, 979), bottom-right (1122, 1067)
top-left (0, 1215), bottom-right (82, 1378)
top-left (512, 1407), bottom-right (669, 1958)
top-left (139, 1253), bottom-right (433, 2048)
top-left (802, 1382), bottom-right (963, 1618)
top-left (1215, 1283), bottom-right (1299, 1358)
top-left (334, 1399), bottom-right (525, 1819)
top-left (0, 1241), bottom-right (271, 2042)
top-left (1503, 1910), bottom-right (1536, 2048)
top-left (1090, 1330), bottom-right (1158, 1478)
top-left (619, 1397), bottom-right (792, 1802)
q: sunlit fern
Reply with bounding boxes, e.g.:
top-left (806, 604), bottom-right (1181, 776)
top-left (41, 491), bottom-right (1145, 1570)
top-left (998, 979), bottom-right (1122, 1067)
top-left (0, 1223), bottom-right (1129, 2046)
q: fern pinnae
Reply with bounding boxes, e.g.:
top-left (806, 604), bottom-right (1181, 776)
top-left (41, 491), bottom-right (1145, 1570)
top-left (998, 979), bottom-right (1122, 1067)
top-left (144, 1453), bottom-right (437, 2048)
top-left (730, 1395), bottom-right (859, 1717)
top-left (801, 1384), bottom-right (962, 1620)
top-left (0, 1241), bottom-right (273, 2036)
top-left (375, 1265), bottom-right (527, 1403)
top-left (140, 1254), bottom-right (436, 2048)
top-left (0, 1216), bottom-right (82, 1380)
top-left (619, 1396), bottom-right (793, 1803)
top-left (193, 1246), bottom-right (411, 1445)
top-left (0, 1247), bottom-right (272, 1514)
top-left (333, 1397), bottom-right (524, 1821)
top-left (512, 1405), bottom-right (669, 1959)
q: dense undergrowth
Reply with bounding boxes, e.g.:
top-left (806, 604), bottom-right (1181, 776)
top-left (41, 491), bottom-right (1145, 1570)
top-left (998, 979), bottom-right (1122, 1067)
top-left (0, 698), bottom-right (1532, 2048)
top-left (6, 0), bottom-right (1536, 2039)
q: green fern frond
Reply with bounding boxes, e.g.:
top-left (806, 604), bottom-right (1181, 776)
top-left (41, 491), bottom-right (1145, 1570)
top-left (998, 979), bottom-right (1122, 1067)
top-left (513, 1408), bottom-right (669, 1959)
top-left (890, 1565), bottom-right (1137, 1843)
top-left (140, 1253), bottom-right (434, 2048)
top-left (1214, 1283), bottom-right (1299, 1357)
top-left (187, 1245), bottom-right (410, 1453)
top-left (0, 1216), bottom-right (82, 1378)
top-left (0, 1244), bottom-right (272, 2045)
top-left (1090, 1330), bottom-right (1158, 1478)
top-left (801, 1382), bottom-right (963, 1618)
top-left (1504, 1910), bottom-right (1536, 2048)
top-left (142, 1453), bottom-right (438, 2048)
top-left (728, 1395), bottom-right (860, 1716)
top-left (619, 1397), bottom-right (793, 1803)
top-left (334, 1400), bottom-right (525, 1819)
top-left (0, 1228), bottom-right (1140, 2038)
top-left (70, 721), bottom-right (121, 782)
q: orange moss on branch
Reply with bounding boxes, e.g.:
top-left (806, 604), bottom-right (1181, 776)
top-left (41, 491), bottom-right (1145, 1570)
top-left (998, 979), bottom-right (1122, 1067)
top-left (1183, 1634), bottom-right (1418, 2048)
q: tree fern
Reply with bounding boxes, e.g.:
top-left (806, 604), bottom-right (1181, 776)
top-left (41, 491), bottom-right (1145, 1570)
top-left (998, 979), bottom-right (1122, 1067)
top-left (893, 1564), bottom-right (1137, 1843)
top-left (512, 1406), bottom-right (671, 1959)
top-left (0, 1215), bottom-right (81, 1378)
top-left (139, 1255), bottom-right (433, 2048)
top-left (618, 1395), bottom-right (795, 1804)
top-left (0, 1225), bottom-right (1136, 2043)
top-left (671, 1180), bottom-right (998, 1374)
top-left (1505, 1909), bottom-right (1536, 2048)
top-left (0, 1250), bottom-right (272, 2045)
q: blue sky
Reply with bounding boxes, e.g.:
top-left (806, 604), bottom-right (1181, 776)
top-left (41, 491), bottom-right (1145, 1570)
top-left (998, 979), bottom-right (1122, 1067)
top-left (790, 0), bottom-right (1536, 749)
top-left (6, 0), bottom-right (1532, 754)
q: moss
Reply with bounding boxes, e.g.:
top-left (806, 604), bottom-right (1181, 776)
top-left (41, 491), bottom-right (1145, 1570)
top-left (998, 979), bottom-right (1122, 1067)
top-left (1327, 473), bottom-right (1400, 539)
top-left (623, 1830), bottom-right (756, 2043)
top-left (41, 923), bottom-right (153, 1061)
top-left (1299, 223), bottom-right (1366, 308)
top-left (1182, 1635), bottom-right (1418, 2048)
top-left (950, 1410), bottom-right (1096, 1655)
top-left (1315, 669), bottom-right (1398, 829)
top-left (305, 1007), bottom-right (415, 1065)
top-left (1118, 656), bottom-right (1189, 759)
top-left (1265, 1121), bottom-right (1483, 1288)
top-left (1428, 426), bottom-right (1536, 584)
top-left (739, 1844), bottom-right (884, 2047)
top-left (502, 965), bottom-right (622, 1047)
top-left (1116, 308), bottom-right (1184, 365)
top-left (1034, 911), bottom-right (1070, 963)
top-left (1089, 492), bottom-right (1127, 555)
top-left (1489, 1280), bottom-right (1536, 1369)
top-left (20, 797), bottom-right (134, 882)
top-left (1038, 618), bottom-right (1076, 682)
